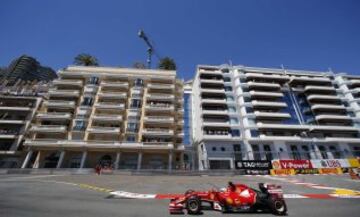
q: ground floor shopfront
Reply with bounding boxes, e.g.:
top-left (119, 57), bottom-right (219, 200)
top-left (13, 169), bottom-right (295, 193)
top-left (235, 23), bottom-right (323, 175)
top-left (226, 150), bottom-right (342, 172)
top-left (21, 141), bottom-right (184, 171)
top-left (198, 140), bottom-right (360, 170)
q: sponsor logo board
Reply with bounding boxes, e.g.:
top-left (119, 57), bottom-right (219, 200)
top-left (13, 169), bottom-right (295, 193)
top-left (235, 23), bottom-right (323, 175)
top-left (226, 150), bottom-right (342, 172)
top-left (235, 160), bottom-right (271, 170)
top-left (311, 159), bottom-right (350, 169)
top-left (270, 169), bottom-right (295, 176)
top-left (347, 158), bottom-right (360, 168)
top-left (272, 160), bottom-right (312, 169)
top-left (294, 168), bottom-right (319, 175)
top-left (318, 168), bottom-right (342, 175)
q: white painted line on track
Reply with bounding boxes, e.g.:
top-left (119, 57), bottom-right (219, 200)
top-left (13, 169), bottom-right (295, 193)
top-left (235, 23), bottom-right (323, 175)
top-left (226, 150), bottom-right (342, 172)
top-left (0, 175), bottom-right (64, 182)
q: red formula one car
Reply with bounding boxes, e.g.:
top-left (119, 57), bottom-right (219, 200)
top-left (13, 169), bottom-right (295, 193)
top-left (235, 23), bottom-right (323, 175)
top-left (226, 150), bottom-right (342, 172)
top-left (169, 182), bottom-right (287, 215)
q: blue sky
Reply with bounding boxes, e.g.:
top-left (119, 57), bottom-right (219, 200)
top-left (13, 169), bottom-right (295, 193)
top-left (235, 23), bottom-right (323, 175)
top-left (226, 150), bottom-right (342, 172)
top-left (0, 0), bottom-right (359, 80)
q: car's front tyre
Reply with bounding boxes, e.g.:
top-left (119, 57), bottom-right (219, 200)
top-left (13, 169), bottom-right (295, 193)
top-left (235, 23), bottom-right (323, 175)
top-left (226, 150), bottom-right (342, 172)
top-left (186, 196), bottom-right (202, 215)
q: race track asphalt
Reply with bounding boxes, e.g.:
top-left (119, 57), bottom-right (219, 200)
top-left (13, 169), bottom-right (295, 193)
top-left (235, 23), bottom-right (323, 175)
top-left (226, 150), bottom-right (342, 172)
top-left (0, 173), bottom-right (359, 217)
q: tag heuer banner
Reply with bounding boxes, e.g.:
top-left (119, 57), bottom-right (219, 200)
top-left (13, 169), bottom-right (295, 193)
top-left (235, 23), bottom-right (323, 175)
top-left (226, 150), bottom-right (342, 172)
top-left (235, 160), bottom-right (271, 170)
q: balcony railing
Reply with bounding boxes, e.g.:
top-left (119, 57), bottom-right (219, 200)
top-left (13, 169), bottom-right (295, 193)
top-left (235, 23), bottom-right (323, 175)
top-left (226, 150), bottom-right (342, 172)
top-left (48, 89), bottom-right (80, 97)
top-left (87, 126), bottom-right (121, 134)
top-left (53, 79), bottom-right (83, 87)
top-left (98, 92), bottom-right (127, 99)
top-left (147, 94), bottom-right (175, 100)
top-left (36, 112), bottom-right (72, 120)
top-left (30, 125), bottom-right (67, 133)
top-left (45, 100), bottom-right (76, 109)
top-left (94, 103), bottom-right (125, 110)
top-left (144, 116), bottom-right (174, 123)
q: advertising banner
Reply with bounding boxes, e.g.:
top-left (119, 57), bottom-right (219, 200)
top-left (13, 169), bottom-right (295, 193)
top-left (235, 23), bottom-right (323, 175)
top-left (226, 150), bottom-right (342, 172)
top-left (347, 158), bottom-right (360, 168)
top-left (271, 160), bottom-right (312, 169)
top-left (311, 159), bottom-right (350, 169)
top-left (318, 168), bottom-right (343, 175)
top-left (235, 160), bottom-right (271, 175)
top-left (270, 169), bottom-right (295, 176)
top-left (294, 168), bottom-right (319, 175)
top-left (235, 160), bottom-right (271, 170)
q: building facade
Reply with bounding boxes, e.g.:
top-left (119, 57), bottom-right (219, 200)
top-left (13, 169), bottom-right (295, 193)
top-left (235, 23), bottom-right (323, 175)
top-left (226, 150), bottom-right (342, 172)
top-left (192, 65), bottom-right (360, 170)
top-left (0, 82), bottom-right (49, 168)
top-left (21, 66), bottom-right (184, 170)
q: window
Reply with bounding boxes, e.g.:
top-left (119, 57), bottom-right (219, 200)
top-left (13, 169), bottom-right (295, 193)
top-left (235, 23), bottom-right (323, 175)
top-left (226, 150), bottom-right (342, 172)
top-left (291, 145), bottom-right (301, 160)
top-left (212, 147), bottom-right (217, 151)
top-left (263, 145), bottom-right (272, 160)
top-left (329, 146), bottom-right (341, 159)
top-left (127, 123), bottom-right (138, 132)
top-left (81, 97), bottom-right (93, 106)
top-left (126, 136), bottom-right (136, 142)
top-left (221, 147), bottom-right (226, 152)
top-left (73, 120), bottom-right (86, 131)
top-left (231, 129), bottom-right (240, 137)
top-left (224, 86), bottom-right (232, 92)
top-left (230, 118), bottom-right (238, 124)
top-left (88, 77), bottom-right (99, 85)
top-left (224, 77), bottom-right (231, 82)
top-left (228, 106), bottom-right (236, 113)
top-left (134, 78), bottom-right (144, 87)
top-left (250, 130), bottom-right (258, 137)
top-left (130, 99), bottom-right (141, 108)
top-left (318, 145), bottom-right (328, 159)
top-left (233, 144), bottom-right (242, 160)
top-left (301, 145), bottom-right (311, 159)
top-left (252, 145), bottom-right (261, 160)
top-left (226, 96), bottom-right (234, 102)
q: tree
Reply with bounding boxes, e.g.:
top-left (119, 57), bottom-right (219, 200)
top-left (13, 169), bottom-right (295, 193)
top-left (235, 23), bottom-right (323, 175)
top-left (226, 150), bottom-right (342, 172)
top-left (133, 62), bottom-right (146, 69)
top-left (158, 57), bottom-right (176, 70)
top-left (73, 53), bottom-right (99, 66)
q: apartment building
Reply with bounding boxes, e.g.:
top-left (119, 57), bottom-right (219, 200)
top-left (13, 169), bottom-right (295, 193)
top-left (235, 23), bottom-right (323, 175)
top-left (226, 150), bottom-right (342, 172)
top-left (192, 64), bottom-right (360, 170)
top-left (0, 82), bottom-right (48, 168)
top-left (21, 66), bottom-right (184, 170)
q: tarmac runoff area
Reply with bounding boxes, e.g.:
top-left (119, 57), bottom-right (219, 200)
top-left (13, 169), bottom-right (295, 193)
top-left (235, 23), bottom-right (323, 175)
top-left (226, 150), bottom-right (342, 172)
top-left (0, 173), bottom-right (359, 217)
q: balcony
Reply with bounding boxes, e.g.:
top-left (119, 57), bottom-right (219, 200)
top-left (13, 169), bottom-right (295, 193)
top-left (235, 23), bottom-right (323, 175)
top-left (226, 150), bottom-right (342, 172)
top-left (84, 85), bottom-right (98, 94)
top-left (315, 115), bottom-right (352, 124)
top-left (101, 81), bottom-right (129, 89)
top-left (203, 121), bottom-right (230, 127)
top-left (142, 128), bottom-right (174, 137)
top-left (200, 79), bottom-right (224, 84)
top-left (144, 116), bottom-right (174, 124)
top-left (311, 104), bottom-right (346, 112)
top-left (145, 104), bottom-right (174, 111)
top-left (307, 94), bottom-right (341, 103)
top-left (245, 73), bottom-right (290, 83)
top-left (349, 80), bottom-right (360, 88)
top-left (0, 129), bottom-right (19, 138)
top-left (87, 126), bottom-right (121, 134)
top-left (147, 83), bottom-right (175, 89)
top-left (202, 109), bottom-right (228, 115)
top-left (201, 98), bottom-right (226, 104)
top-left (0, 106), bottom-right (32, 111)
top-left (94, 103), bottom-right (125, 110)
top-left (45, 100), bottom-right (76, 109)
top-left (203, 132), bottom-right (232, 140)
top-left (92, 115), bottom-right (123, 122)
top-left (147, 93), bottom-right (175, 100)
top-left (0, 120), bottom-right (25, 124)
top-left (98, 92), bottom-right (127, 100)
top-left (36, 112), bottom-right (72, 121)
top-left (200, 88), bottom-right (225, 94)
top-left (245, 81), bottom-right (281, 91)
top-left (249, 91), bottom-right (283, 99)
top-left (48, 89), bottom-right (80, 98)
top-left (304, 85), bottom-right (336, 94)
top-left (253, 111), bottom-right (291, 120)
top-left (251, 100), bottom-right (287, 108)
top-left (30, 125), bottom-right (67, 133)
top-left (289, 76), bottom-right (331, 86)
top-left (53, 79), bottom-right (83, 87)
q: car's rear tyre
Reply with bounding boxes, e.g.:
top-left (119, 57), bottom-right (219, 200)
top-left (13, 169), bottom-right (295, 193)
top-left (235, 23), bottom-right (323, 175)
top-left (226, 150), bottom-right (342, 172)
top-left (186, 196), bottom-right (202, 215)
top-left (269, 199), bottom-right (287, 215)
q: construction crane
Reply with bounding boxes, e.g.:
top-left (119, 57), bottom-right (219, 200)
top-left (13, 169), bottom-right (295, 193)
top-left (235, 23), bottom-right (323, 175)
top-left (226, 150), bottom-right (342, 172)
top-left (138, 29), bottom-right (161, 69)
